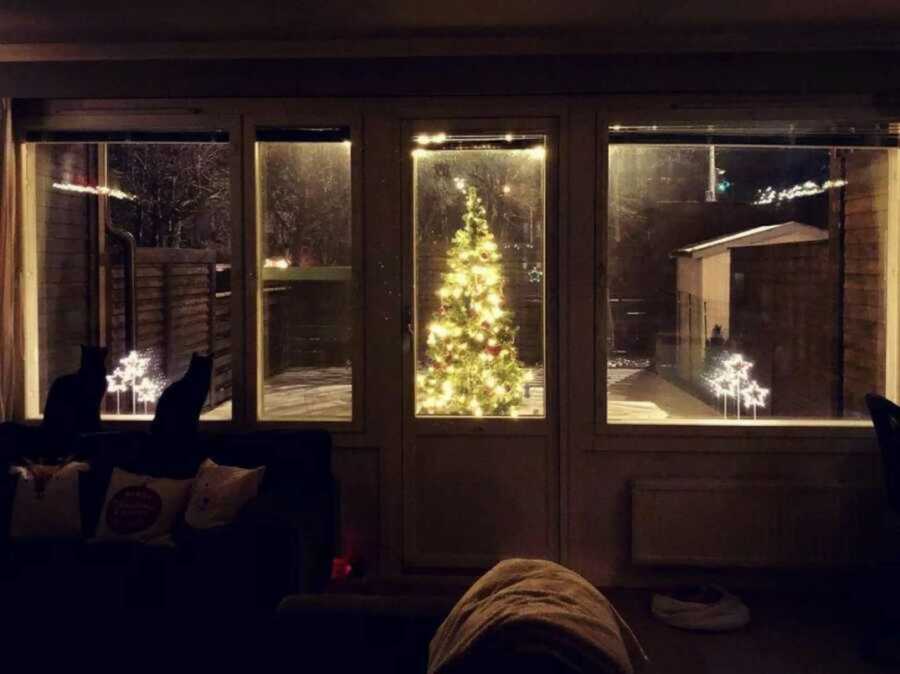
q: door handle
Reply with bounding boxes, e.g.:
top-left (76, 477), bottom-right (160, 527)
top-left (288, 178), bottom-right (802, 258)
top-left (402, 306), bottom-right (413, 351)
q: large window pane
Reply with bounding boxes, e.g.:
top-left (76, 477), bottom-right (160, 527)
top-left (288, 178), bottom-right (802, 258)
top-left (30, 138), bottom-right (233, 420)
top-left (256, 131), bottom-right (353, 421)
top-left (607, 125), bottom-right (894, 422)
top-left (413, 134), bottom-right (546, 418)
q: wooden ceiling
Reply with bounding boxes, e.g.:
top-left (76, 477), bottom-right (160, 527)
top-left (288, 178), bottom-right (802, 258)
top-left (2, 1), bottom-right (900, 60)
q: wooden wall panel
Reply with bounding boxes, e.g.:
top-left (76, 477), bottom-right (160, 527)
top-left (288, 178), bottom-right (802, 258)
top-left (842, 150), bottom-right (888, 415)
top-left (332, 446), bottom-right (381, 573)
top-left (730, 241), bottom-right (836, 417)
top-left (35, 143), bottom-right (94, 409)
top-left (405, 435), bottom-right (552, 568)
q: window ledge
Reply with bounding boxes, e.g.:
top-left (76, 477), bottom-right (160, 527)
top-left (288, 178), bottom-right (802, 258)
top-left (592, 418), bottom-right (877, 452)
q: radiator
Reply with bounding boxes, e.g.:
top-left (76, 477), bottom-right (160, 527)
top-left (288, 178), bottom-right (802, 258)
top-left (631, 478), bottom-right (883, 567)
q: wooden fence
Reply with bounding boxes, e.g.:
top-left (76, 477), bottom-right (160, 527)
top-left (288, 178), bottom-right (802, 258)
top-left (109, 248), bottom-right (231, 410)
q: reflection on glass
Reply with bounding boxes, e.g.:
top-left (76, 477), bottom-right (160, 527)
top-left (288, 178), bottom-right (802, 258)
top-left (607, 138), bottom-right (889, 422)
top-left (257, 134), bottom-right (353, 420)
top-left (31, 141), bottom-right (233, 420)
top-left (413, 134), bottom-right (546, 417)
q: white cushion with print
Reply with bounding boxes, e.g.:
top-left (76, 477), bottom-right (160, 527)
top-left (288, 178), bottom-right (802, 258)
top-left (9, 461), bottom-right (90, 539)
top-left (185, 459), bottom-right (265, 530)
top-left (94, 468), bottom-right (192, 545)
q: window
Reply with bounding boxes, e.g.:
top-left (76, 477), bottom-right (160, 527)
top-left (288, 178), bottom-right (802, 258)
top-left (412, 133), bottom-right (546, 418)
top-left (24, 133), bottom-right (234, 420)
top-left (255, 128), bottom-right (354, 421)
top-left (606, 123), bottom-right (897, 423)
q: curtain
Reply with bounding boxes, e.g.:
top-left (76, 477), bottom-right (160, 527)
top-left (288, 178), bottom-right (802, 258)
top-left (0, 98), bottom-right (19, 421)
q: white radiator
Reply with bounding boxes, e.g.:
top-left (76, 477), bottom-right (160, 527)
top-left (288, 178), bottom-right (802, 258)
top-left (631, 478), bottom-right (882, 567)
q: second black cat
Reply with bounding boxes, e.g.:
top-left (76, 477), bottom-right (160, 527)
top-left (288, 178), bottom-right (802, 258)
top-left (151, 353), bottom-right (213, 438)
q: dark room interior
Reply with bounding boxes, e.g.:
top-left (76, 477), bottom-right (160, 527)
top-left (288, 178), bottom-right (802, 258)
top-left (3, 1), bottom-right (900, 670)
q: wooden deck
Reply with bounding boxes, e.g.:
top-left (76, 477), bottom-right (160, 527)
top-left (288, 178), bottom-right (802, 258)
top-left (202, 365), bottom-right (547, 420)
top-left (144, 366), bottom-right (716, 423)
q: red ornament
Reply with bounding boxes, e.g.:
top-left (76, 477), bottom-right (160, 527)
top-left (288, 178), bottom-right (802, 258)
top-left (485, 345), bottom-right (501, 357)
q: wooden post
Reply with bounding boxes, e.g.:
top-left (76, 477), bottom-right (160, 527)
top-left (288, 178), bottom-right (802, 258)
top-left (163, 262), bottom-right (176, 382)
top-left (208, 259), bottom-right (217, 407)
top-left (19, 143), bottom-right (40, 419)
top-left (886, 149), bottom-right (900, 401)
top-left (828, 150), bottom-right (845, 417)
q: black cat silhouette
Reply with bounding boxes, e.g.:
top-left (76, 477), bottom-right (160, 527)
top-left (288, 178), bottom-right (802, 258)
top-left (42, 345), bottom-right (109, 438)
top-left (151, 353), bottom-right (213, 438)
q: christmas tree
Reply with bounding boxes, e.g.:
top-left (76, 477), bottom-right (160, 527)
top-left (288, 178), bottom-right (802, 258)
top-left (417, 185), bottom-right (528, 417)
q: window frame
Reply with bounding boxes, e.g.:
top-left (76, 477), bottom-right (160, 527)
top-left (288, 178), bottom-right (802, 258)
top-left (243, 110), bottom-right (365, 431)
top-left (593, 100), bottom-right (900, 444)
top-left (16, 106), bottom-right (245, 429)
top-left (401, 115), bottom-right (560, 435)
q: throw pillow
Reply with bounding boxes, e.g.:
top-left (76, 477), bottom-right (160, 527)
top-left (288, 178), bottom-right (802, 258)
top-left (185, 459), bottom-right (265, 530)
top-left (9, 461), bottom-right (90, 539)
top-left (94, 468), bottom-right (193, 545)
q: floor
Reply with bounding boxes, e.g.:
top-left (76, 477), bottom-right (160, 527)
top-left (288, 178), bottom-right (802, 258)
top-left (277, 586), bottom-right (893, 673)
top-left (610, 590), bottom-right (888, 674)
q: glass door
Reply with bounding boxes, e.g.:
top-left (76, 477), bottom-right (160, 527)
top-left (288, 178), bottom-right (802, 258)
top-left (402, 120), bottom-right (558, 568)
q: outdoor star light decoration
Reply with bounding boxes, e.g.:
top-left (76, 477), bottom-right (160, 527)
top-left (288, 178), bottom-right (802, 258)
top-left (106, 350), bottom-right (165, 415)
top-left (706, 353), bottom-right (769, 420)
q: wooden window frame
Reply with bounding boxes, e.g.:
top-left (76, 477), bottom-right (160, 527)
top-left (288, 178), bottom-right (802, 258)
top-left (400, 114), bottom-right (561, 436)
top-left (592, 96), bottom-right (900, 447)
top-left (15, 104), bottom-right (245, 430)
top-left (243, 109), bottom-right (366, 432)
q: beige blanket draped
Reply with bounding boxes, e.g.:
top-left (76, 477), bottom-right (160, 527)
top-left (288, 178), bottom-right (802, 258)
top-left (0, 98), bottom-right (19, 421)
top-left (429, 558), bottom-right (647, 674)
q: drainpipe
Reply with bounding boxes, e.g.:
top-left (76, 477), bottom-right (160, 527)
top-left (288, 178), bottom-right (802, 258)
top-left (705, 145), bottom-right (717, 203)
top-left (107, 214), bottom-right (137, 352)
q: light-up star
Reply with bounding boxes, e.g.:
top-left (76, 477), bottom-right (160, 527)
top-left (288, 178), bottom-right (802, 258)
top-left (742, 381), bottom-right (769, 419)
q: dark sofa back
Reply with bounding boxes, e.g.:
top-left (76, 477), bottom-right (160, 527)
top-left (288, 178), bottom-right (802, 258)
top-left (2, 429), bottom-right (336, 577)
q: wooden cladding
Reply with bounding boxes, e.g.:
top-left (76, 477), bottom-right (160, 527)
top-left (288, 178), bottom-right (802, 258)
top-left (34, 143), bottom-right (98, 410)
top-left (842, 150), bottom-right (888, 415)
top-left (632, 478), bottom-right (882, 567)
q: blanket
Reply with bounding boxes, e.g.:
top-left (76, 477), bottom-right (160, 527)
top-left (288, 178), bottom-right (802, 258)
top-left (428, 558), bottom-right (647, 674)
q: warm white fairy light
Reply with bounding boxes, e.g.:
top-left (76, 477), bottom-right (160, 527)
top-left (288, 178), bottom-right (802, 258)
top-left (52, 182), bottom-right (137, 201)
top-left (415, 133), bottom-right (447, 146)
top-left (706, 352), bottom-right (768, 420)
top-left (753, 179), bottom-right (847, 206)
top-left (264, 257), bottom-right (290, 269)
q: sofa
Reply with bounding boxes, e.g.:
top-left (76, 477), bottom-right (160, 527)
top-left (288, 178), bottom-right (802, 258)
top-left (0, 427), bottom-right (337, 616)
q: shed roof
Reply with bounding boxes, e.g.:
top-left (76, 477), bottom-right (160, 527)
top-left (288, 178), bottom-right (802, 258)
top-left (671, 221), bottom-right (828, 259)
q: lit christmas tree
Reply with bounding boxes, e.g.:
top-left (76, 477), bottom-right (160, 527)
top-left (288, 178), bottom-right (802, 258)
top-left (417, 185), bottom-right (528, 417)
